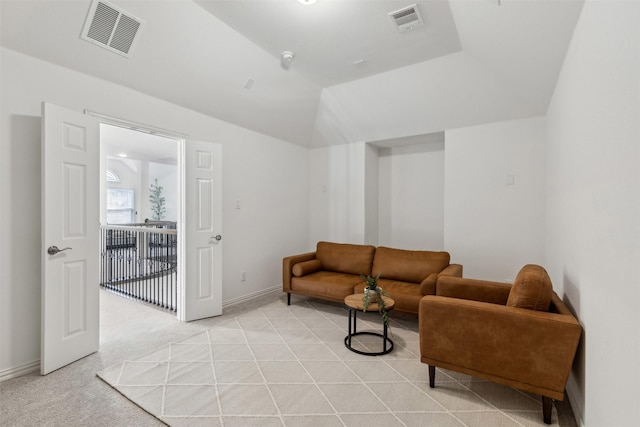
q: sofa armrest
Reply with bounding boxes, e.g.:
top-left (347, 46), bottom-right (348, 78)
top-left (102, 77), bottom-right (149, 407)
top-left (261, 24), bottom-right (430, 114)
top-left (283, 252), bottom-right (316, 291)
top-left (419, 273), bottom-right (438, 296)
top-left (419, 296), bottom-right (581, 398)
top-left (439, 263), bottom-right (463, 277)
top-left (436, 276), bottom-right (511, 305)
top-left (421, 263), bottom-right (463, 296)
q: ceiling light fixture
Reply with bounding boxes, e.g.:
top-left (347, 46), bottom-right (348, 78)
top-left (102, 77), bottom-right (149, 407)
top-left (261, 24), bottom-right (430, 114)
top-left (297, 0), bottom-right (317, 5)
top-left (281, 51), bottom-right (295, 70)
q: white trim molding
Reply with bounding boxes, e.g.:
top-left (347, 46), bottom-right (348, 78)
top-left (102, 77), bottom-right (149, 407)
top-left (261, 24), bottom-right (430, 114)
top-left (84, 110), bottom-right (188, 139)
top-left (0, 360), bottom-right (40, 382)
top-left (566, 376), bottom-right (585, 427)
top-left (222, 285), bottom-right (281, 309)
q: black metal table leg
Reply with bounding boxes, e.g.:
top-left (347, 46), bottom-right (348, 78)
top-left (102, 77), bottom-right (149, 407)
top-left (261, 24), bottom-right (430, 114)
top-left (344, 307), bottom-right (393, 356)
top-left (383, 321), bottom-right (388, 353)
top-left (347, 308), bottom-right (353, 347)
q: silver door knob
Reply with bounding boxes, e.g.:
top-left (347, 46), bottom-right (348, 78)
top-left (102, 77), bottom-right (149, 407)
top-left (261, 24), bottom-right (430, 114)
top-left (47, 246), bottom-right (72, 255)
top-left (214, 235), bottom-right (222, 241)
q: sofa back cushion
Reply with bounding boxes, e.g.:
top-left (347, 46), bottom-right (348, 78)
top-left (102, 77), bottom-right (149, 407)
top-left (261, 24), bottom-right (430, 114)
top-left (372, 247), bottom-right (450, 283)
top-left (506, 264), bottom-right (553, 311)
top-left (315, 241), bottom-right (376, 275)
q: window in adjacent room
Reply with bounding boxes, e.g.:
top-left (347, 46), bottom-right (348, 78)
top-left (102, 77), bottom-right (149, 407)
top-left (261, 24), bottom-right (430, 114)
top-left (106, 188), bottom-right (134, 224)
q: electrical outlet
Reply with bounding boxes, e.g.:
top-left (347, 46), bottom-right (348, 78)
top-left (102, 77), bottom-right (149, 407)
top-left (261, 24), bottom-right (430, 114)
top-left (241, 271), bottom-right (246, 282)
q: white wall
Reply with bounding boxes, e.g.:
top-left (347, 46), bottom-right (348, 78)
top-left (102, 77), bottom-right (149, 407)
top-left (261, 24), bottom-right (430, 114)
top-left (309, 138), bottom-right (445, 252)
top-left (308, 142), bottom-right (367, 246)
top-left (444, 117), bottom-right (546, 281)
top-left (309, 145), bottom-right (346, 245)
top-left (364, 143), bottom-right (379, 246)
top-left (378, 141), bottom-right (445, 250)
top-left (545, 1), bottom-right (640, 425)
top-left (0, 48), bottom-right (309, 376)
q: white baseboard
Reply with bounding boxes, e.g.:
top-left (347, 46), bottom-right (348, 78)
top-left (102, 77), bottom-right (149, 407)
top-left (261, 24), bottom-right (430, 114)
top-left (222, 285), bottom-right (281, 308)
top-left (0, 360), bottom-right (40, 382)
top-left (566, 376), bottom-right (585, 427)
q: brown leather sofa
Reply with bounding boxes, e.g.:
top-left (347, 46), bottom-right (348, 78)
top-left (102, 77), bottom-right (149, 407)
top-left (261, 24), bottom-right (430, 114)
top-left (419, 264), bottom-right (581, 424)
top-left (283, 241), bottom-right (462, 314)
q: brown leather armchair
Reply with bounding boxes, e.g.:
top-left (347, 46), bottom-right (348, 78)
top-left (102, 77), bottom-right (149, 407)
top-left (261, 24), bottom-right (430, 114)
top-left (419, 265), bottom-right (581, 424)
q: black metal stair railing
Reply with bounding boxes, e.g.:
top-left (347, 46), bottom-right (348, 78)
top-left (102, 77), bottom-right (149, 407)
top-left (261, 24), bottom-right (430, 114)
top-left (100, 222), bottom-right (177, 311)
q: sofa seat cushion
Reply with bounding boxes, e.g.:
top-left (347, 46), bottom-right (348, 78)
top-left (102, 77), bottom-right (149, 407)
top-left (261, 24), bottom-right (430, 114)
top-left (372, 247), bottom-right (450, 283)
top-left (316, 241), bottom-right (375, 275)
top-left (507, 264), bottom-right (553, 311)
top-left (291, 271), bottom-right (361, 300)
top-left (354, 279), bottom-right (422, 314)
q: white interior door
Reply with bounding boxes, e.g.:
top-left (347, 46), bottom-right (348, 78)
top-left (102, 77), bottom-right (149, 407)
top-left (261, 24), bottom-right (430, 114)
top-left (41, 103), bottom-right (100, 374)
top-left (180, 140), bottom-right (222, 321)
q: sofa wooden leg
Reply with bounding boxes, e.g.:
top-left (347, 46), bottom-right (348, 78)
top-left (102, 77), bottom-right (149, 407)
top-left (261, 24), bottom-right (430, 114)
top-left (287, 293), bottom-right (291, 305)
top-left (428, 365), bottom-right (435, 388)
top-left (542, 396), bottom-right (553, 424)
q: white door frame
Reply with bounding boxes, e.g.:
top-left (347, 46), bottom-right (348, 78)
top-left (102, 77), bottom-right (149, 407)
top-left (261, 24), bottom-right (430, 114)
top-left (89, 112), bottom-right (223, 322)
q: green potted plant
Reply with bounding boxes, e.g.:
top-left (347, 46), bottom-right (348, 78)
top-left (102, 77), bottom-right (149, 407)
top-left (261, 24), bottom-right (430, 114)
top-left (360, 272), bottom-right (390, 326)
top-left (149, 178), bottom-right (166, 221)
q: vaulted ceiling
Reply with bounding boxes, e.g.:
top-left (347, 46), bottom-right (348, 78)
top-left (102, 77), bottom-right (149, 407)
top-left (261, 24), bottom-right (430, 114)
top-left (0, 0), bottom-right (584, 147)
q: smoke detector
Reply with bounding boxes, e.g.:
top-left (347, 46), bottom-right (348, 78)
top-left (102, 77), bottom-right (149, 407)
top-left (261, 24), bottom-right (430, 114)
top-left (80, 0), bottom-right (144, 57)
top-left (388, 4), bottom-right (424, 33)
top-left (281, 51), bottom-right (295, 70)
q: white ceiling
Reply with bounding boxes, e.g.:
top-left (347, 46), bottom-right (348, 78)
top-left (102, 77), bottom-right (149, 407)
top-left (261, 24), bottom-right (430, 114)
top-left (196, 0), bottom-right (463, 87)
top-left (102, 124), bottom-right (178, 165)
top-left (0, 0), bottom-right (585, 147)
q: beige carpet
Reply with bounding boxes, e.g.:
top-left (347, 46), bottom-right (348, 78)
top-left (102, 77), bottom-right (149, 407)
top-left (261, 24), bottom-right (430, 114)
top-left (97, 297), bottom-right (564, 426)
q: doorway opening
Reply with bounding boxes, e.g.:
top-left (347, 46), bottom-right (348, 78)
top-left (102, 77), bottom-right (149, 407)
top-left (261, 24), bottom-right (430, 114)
top-left (99, 123), bottom-right (181, 314)
top-left (42, 104), bottom-right (221, 374)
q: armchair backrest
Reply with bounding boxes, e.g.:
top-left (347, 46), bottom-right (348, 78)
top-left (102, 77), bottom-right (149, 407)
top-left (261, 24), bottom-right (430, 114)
top-left (506, 264), bottom-right (553, 311)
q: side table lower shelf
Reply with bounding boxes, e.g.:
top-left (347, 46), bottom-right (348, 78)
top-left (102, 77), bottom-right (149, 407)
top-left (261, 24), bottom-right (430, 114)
top-left (344, 306), bottom-right (394, 356)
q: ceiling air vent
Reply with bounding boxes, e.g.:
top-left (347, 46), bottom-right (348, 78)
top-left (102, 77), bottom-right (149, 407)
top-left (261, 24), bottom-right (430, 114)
top-left (388, 4), bottom-right (424, 33)
top-left (80, 0), bottom-right (144, 57)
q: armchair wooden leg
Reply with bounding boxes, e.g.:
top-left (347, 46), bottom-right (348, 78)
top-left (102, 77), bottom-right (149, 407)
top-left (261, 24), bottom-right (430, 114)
top-left (542, 396), bottom-right (553, 424)
top-left (428, 365), bottom-right (435, 388)
top-left (287, 293), bottom-right (291, 305)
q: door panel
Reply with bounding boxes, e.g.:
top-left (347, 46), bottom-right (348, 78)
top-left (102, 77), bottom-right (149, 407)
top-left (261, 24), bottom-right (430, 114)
top-left (41, 103), bottom-right (99, 375)
top-left (181, 140), bottom-right (222, 321)
top-left (63, 261), bottom-right (87, 337)
top-left (197, 246), bottom-right (214, 299)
